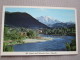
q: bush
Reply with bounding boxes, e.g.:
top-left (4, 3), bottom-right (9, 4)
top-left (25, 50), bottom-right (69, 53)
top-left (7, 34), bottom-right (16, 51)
top-left (65, 43), bottom-right (71, 51)
top-left (3, 43), bottom-right (14, 51)
top-left (27, 30), bottom-right (37, 38)
top-left (65, 39), bottom-right (76, 51)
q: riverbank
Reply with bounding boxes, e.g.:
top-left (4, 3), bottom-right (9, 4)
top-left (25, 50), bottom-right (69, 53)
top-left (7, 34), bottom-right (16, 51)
top-left (23, 37), bottom-right (53, 43)
top-left (4, 37), bottom-right (53, 45)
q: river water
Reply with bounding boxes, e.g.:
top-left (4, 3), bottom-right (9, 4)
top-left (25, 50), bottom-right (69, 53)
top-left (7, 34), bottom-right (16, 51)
top-left (13, 34), bottom-right (75, 51)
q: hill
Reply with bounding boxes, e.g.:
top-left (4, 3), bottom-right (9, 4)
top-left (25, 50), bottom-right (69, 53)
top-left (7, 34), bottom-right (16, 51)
top-left (5, 12), bottom-right (49, 29)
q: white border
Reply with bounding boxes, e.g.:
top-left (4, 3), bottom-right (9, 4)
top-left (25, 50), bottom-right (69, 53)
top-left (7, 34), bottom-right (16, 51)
top-left (1, 6), bottom-right (78, 56)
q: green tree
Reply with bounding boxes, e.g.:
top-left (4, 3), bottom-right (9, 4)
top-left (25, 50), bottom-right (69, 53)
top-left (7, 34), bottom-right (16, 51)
top-left (27, 30), bottom-right (37, 38)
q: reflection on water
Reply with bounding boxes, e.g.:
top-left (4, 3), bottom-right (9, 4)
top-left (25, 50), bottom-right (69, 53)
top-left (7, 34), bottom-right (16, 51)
top-left (13, 34), bottom-right (75, 51)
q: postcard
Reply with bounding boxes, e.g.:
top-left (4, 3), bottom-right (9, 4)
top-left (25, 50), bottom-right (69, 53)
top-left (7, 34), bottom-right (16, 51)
top-left (1, 6), bottom-right (78, 56)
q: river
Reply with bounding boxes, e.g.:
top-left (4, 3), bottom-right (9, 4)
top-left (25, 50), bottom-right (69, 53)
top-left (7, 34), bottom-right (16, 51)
top-left (13, 34), bottom-right (75, 51)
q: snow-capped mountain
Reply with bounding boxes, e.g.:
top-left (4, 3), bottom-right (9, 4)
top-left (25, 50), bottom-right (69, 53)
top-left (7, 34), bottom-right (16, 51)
top-left (36, 16), bottom-right (61, 27)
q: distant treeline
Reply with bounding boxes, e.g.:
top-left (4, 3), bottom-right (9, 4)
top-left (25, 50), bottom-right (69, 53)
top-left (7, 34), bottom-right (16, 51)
top-left (42, 27), bottom-right (76, 36)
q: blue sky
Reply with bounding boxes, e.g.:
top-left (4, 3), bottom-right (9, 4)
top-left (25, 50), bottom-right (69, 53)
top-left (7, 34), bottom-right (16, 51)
top-left (5, 7), bottom-right (75, 23)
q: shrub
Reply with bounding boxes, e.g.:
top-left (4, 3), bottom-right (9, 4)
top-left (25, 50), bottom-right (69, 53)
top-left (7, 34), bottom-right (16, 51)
top-left (3, 43), bottom-right (14, 51)
top-left (27, 30), bottom-right (37, 38)
top-left (65, 39), bottom-right (76, 51)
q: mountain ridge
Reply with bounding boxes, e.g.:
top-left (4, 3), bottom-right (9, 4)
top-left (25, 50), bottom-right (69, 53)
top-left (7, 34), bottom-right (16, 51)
top-left (36, 16), bottom-right (75, 28)
top-left (5, 12), bottom-right (49, 29)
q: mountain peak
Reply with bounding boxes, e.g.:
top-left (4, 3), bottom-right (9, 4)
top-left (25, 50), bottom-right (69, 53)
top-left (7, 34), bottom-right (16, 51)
top-left (39, 16), bottom-right (53, 20)
top-left (36, 16), bottom-right (61, 27)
